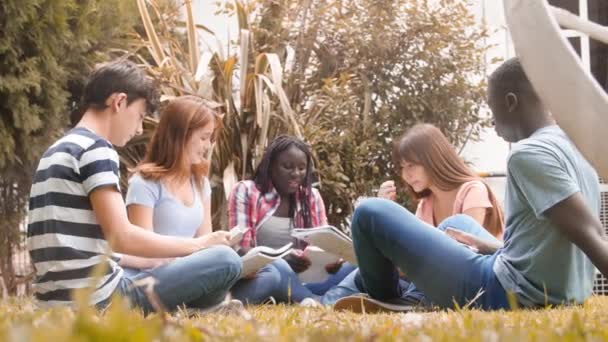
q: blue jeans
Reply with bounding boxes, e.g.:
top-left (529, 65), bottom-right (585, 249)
top-left (322, 213), bottom-right (501, 305)
top-left (322, 268), bottom-right (431, 306)
top-left (305, 262), bottom-right (357, 295)
top-left (435, 213), bottom-right (500, 241)
top-left (231, 259), bottom-right (318, 304)
top-left (122, 267), bottom-right (141, 278)
top-left (113, 245), bottom-right (242, 314)
top-left (349, 199), bottom-right (508, 310)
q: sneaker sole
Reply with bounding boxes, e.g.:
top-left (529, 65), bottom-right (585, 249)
top-left (333, 296), bottom-right (416, 313)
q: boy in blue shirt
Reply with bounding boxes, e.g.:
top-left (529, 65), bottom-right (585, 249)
top-left (346, 57), bottom-right (604, 310)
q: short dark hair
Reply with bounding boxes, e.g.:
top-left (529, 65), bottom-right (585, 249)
top-left (488, 57), bottom-right (539, 102)
top-left (82, 59), bottom-right (158, 115)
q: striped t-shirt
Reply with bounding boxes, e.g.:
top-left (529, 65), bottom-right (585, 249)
top-left (27, 127), bottom-right (124, 306)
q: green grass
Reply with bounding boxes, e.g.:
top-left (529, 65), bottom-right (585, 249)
top-left (3, 296), bottom-right (608, 341)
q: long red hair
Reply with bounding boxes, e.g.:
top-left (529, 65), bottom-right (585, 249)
top-left (134, 96), bottom-right (221, 191)
top-left (393, 124), bottom-right (504, 239)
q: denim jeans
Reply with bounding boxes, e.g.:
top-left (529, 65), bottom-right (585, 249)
top-left (304, 262), bottom-right (357, 295)
top-left (231, 259), bottom-right (319, 304)
top-left (112, 245), bottom-right (242, 314)
top-left (321, 268), bottom-right (421, 305)
top-left (348, 198), bottom-right (509, 310)
top-left (321, 213), bottom-right (502, 306)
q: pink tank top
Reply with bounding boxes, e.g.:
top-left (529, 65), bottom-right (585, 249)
top-left (415, 180), bottom-right (493, 226)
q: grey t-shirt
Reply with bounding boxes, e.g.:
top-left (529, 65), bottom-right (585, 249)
top-left (125, 174), bottom-right (212, 238)
top-left (494, 125), bottom-right (600, 307)
top-left (256, 216), bottom-right (294, 249)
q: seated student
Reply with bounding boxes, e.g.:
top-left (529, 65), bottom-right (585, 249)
top-left (228, 135), bottom-right (355, 304)
top-left (379, 123), bottom-right (504, 238)
top-left (121, 95), bottom-right (221, 276)
top-left (323, 123), bottom-right (505, 305)
top-left (26, 60), bottom-right (241, 313)
top-left (345, 57), bottom-right (604, 310)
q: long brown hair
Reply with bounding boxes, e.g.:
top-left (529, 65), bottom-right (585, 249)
top-left (134, 96), bottom-right (221, 191)
top-left (393, 124), bottom-right (504, 239)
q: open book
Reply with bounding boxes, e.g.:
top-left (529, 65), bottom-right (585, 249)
top-left (241, 242), bottom-right (293, 278)
top-left (291, 225), bottom-right (357, 265)
top-left (298, 246), bottom-right (341, 283)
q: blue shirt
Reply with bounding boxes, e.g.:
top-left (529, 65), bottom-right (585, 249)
top-left (494, 125), bottom-right (600, 307)
top-left (126, 174), bottom-right (211, 238)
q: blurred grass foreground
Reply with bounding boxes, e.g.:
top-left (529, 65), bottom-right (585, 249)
top-left (2, 295), bottom-right (608, 341)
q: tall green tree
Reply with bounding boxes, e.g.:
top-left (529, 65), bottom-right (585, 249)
top-left (131, 0), bottom-right (491, 228)
top-left (247, 0), bottom-right (491, 224)
top-left (0, 0), bottom-right (138, 295)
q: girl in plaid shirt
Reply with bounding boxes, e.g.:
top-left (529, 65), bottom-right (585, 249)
top-left (229, 136), bottom-right (355, 304)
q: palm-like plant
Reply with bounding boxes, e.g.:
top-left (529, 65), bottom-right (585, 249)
top-left (119, 0), bottom-right (301, 228)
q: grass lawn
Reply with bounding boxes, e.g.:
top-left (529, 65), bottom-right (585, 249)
top-left (2, 295), bottom-right (608, 341)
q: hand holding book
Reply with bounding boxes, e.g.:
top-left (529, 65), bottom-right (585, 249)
top-left (324, 258), bottom-right (345, 274)
top-left (228, 226), bottom-right (248, 248)
top-left (285, 249), bottom-right (311, 273)
top-left (291, 225), bottom-right (357, 265)
top-left (444, 228), bottom-right (502, 254)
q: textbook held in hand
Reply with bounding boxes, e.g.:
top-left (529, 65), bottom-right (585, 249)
top-left (291, 225), bottom-right (357, 265)
top-left (297, 245), bottom-right (341, 283)
top-left (240, 242), bottom-right (293, 278)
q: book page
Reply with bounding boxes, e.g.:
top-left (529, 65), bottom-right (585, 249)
top-left (298, 246), bottom-right (340, 283)
top-left (245, 242), bottom-right (293, 258)
top-left (292, 227), bottom-right (357, 264)
top-left (240, 243), bottom-right (293, 277)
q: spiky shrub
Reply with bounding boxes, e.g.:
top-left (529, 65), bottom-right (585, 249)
top-left (127, 0), bottom-right (303, 228)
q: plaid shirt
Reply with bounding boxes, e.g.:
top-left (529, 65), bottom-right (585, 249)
top-left (227, 180), bottom-right (328, 248)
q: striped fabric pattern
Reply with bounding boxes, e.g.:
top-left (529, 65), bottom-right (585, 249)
top-left (27, 127), bottom-right (124, 307)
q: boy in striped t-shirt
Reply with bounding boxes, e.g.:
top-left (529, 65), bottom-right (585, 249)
top-left (27, 60), bottom-right (242, 312)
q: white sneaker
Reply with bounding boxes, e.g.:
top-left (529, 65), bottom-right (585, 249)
top-left (299, 297), bottom-right (321, 307)
top-left (209, 299), bottom-right (245, 315)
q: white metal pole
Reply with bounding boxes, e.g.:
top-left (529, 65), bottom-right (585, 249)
top-left (551, 5), bottom-right (608, 45)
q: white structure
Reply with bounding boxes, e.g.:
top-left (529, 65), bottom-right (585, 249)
top-left (462, 0), bottom-right (592, 173)
top-left (463, 0), bottom-right (601, 202)
top-left (460, 1), bottom-right (513, 176)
